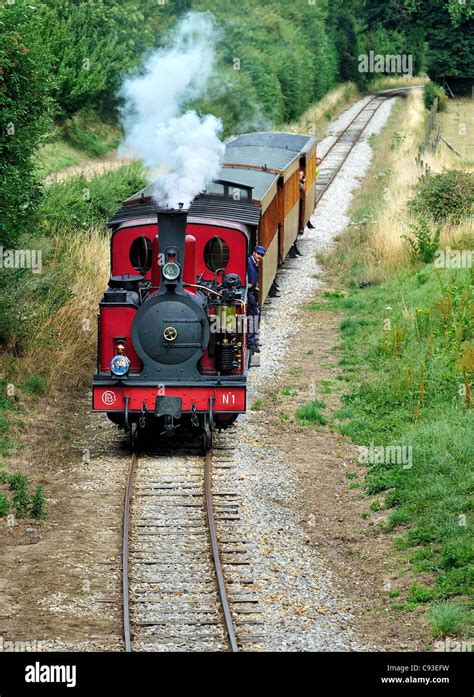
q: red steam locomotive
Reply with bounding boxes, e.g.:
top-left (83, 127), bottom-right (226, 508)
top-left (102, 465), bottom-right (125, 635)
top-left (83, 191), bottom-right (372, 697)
top-left (92, 132), bottom-right (317, 445)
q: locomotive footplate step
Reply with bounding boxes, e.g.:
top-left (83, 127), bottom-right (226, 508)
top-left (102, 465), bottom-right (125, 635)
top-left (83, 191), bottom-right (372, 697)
top-left (155, 396), bottom-right (183, 418)
top-left (249, 353), bottom-right (261, 368)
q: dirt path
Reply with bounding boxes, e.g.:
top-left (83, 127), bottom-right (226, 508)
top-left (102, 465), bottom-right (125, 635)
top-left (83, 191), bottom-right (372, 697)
top-left (251, 299), bottom-right (431, 650)
top-left (0, 394), bottom-right (128, 650)
top-left (44, 152), bottom-right (135, 185)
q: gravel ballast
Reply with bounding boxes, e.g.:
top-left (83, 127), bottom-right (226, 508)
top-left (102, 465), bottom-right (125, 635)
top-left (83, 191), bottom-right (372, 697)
top-left (29, 95), bottom-right (396, 653)
top-left (225, 96), bottom-right (397, 651)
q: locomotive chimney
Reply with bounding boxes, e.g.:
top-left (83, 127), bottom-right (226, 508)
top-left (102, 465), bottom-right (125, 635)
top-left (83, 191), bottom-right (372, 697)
top-left (156, 207), bottom-right (189, 294)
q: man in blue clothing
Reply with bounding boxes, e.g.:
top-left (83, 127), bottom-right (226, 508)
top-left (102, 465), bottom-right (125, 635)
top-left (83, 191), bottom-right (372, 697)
top-left (247, 245), bottom-right (266, 353)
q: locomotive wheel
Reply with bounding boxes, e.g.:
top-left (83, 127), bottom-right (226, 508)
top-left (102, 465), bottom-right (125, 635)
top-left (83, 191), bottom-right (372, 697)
top-left (213, 414), bottom-right (238, 430)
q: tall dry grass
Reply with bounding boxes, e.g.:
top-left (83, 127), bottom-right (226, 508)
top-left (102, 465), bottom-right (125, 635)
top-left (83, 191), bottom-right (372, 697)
top-left (323, 90), bottom-right (473, 283)
top-left (437, 98), bottom-right (474, 164)
top-left (369, 91), bottom-right (470, 277)
top-left (285, 82), bottom-right (359, 139)
top-left (367, 75), bottom-right (429, 92)
top-left (22, 228), bottom-right (109, 391)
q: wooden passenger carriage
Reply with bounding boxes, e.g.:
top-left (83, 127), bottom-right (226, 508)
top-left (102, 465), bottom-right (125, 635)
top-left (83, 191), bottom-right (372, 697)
top-left (221, 132), bottom-right (317, 302)
top-left (109, 130), bottom-right (317, 304)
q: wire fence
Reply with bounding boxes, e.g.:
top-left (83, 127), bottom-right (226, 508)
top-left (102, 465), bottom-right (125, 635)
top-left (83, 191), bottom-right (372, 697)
top-left (416, 97), bottom-right (438, 172)
top-left (416, 96), bottom-right (463, 173)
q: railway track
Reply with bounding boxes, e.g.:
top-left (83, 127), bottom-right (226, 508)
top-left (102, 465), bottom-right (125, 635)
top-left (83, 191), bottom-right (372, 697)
top-left (316, 87), bottom-right (413, 203)
top-left (118, 87), bottom-right (415, 653)
top-left (122, 433), bottom-right (262, 652)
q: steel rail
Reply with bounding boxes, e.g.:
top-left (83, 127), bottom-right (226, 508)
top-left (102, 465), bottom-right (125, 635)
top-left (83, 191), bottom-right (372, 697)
top-left (204, 449), bottom-right (239, 653)
top-left (319, 94), bottom-right (380, 165)
top-left (122, 448), bottom-right (138, 653)
top-left (122, 445), bottom-right (239, 652)
top-left (316, 88), bottom-right (416, 204)
top-left (319, 87), bottom-right (414, 165)
top-left (316, 97), bottom-right (386, 203)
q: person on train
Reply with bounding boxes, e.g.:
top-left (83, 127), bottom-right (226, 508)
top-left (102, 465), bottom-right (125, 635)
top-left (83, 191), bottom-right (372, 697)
top-left (298, 169), bottom-right (306, 236)
top-left (247, 245), bottom-right (266, 353)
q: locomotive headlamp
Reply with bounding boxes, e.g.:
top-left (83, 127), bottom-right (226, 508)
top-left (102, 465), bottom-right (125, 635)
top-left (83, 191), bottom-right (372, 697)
top-left (162, 262), bottom-right (180, 282)
top-left (110, 355), bottom-right (130, 377)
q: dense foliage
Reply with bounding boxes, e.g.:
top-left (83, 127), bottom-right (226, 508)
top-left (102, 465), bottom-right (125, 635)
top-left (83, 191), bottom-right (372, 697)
top-left (408, 170), bottom-right (474, 225)
top-left (39, 0), bottom-right (177, 116)
top-left (2, 0), bottom-right (472, 250)
top-left (423, 82), bottom-right (448, 111)
top-left (0, 2), bottom-right (55, 247)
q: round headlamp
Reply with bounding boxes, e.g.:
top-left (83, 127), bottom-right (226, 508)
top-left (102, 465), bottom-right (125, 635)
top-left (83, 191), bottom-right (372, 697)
top-left (110, 355), bottom-right (130, 377)
top-left (162, 262), bottom-right (181, 282)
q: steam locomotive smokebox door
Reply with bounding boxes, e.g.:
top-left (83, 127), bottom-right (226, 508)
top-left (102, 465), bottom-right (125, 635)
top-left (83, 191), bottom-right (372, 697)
top-left (131, 292), bottom-right (210, 379)
top-left (155, 396), bottom-right (183, 419)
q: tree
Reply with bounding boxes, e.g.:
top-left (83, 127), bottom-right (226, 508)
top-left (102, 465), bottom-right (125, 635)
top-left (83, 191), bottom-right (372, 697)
top-left (39, 0), bottom-right (175, 116)
top-left (0, 1), bottom-right (55, 247)
top-left (412, 0), bottom-right (474, 91)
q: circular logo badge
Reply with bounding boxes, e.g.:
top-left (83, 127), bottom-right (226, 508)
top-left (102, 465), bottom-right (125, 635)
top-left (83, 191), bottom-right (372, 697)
top-left (102, 391), bottom-right (117, 406)
top-left (164, 327), bottom-right (178, 342)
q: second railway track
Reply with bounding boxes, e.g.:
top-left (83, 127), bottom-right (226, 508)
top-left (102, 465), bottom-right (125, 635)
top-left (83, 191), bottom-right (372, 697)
top-left (122, 434), bottom-right (263, 652)
top-left (316, 88), bottom-right (412, 203)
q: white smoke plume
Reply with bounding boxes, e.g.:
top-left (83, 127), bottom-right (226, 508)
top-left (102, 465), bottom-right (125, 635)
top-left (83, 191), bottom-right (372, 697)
top-left (118, 12), bottom-right (225, 209)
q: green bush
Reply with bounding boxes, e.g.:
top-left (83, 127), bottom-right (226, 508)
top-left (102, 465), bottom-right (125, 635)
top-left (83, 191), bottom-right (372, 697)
top-left (0, 386), bottom-right (15, 458)
top-left (39, 0), bottom-right (174, 117)
top-left (0, 493), bottom-right (9, 517)
top-left (30, 485), bottom-right (47, 519)
top-left (408, 170), bottom-right (474, 224)
top-left (402, 217), bottom-right (441, 264)
top-left (9, 473), bottom-right (30, 518)
top-left (423, 81), bottom-right (448, 111)
top-left (0, 1), bottom-right (55, 247)
top-left (0, 471), bottom-right (47, 519)
top-left (39, 162), bottom-right (146, 234)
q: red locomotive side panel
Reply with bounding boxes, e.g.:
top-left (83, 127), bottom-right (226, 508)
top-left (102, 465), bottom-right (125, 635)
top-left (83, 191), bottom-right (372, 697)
top-left (99, 306), bottom-right (142, 373)
top-left (93, 386), bottom-right (246, 413)
top-left (111, 219), bottom-right (247, 287)
top-left (186, 222), bottom-right (247, 284)
top-left (112, 224), bottom-right (156, 278)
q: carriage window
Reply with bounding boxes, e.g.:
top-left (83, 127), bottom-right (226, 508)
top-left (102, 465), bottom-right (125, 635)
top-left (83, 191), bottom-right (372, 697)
top-left (205, 182), bottom-right (225, 195)
top-left (204, 183), bottom-right (251, 200)
top-left (204, 237), bottom-right (230, 273)
top-left (129, 236), bottom-right (152, 274)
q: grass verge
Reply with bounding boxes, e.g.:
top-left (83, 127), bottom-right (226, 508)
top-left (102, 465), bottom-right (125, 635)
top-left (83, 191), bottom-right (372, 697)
top-left (313, 89), bottom-right (473, 638)
top-left (0, 162), bottom-right (147, 485)
top-left (35, 110), bottom-right (122, 178)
